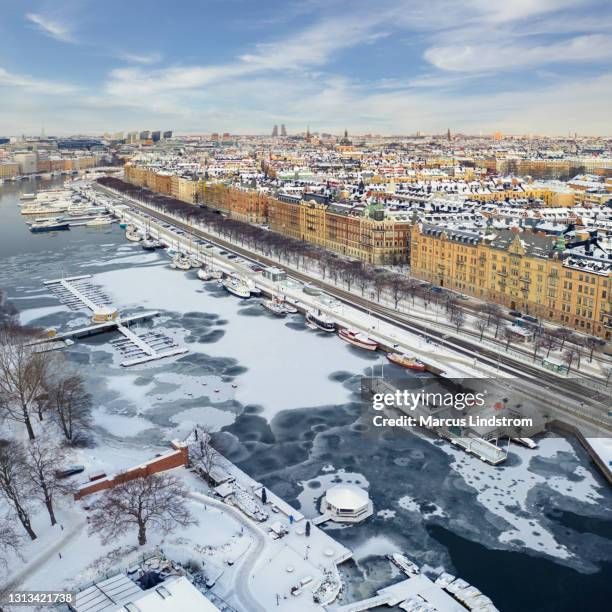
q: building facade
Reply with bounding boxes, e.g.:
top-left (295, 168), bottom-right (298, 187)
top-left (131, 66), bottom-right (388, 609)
top-left (410, 224), bottom-right (611, 338)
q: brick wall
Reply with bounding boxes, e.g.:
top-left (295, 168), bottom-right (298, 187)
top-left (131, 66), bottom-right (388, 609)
top-left (74, 445), bottom-right (189, 499)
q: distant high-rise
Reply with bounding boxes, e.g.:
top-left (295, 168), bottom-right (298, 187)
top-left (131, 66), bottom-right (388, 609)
top-left (272, 125), bottom-right (278, 137)
top-left (151, 130), bottom-right (161, 142)
top-left (139, 130), bottom-right (150, 141)
top-left (280, 124), bottom-right (287, 137)
top-left (163, 130), bottom-right (173, 139)
top-left (447, 128), bottom-right (452, 141)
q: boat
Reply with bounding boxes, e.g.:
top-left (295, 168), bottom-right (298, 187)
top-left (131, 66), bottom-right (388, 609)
top-left (86, 216), bottom-right (112, 227)
top-left (197, 267), bottom-right (214, 281)
top-left (386, 352), bottom-right (427, 371)
top-left (306, 309), bottom-right (335, 332)
top-left (387, 553), bottom-right (420, 575)
top-left (119, 222), bottom-right (127, 229)
top-left (125, 226), bottom-right (142, 242)
top-left (339, 328), bottom-right (378, 351)
top-left (30, 219), bottom-right (70, 233)
top-left (171, 253), bottom-right (191, 270)
top-left (279, 299), bottom-right (298, 314)
top-left (142, 238), bottom-right (162, 251)
top-left (19, 193), bottom-right (37, 201)
top-left (222, 275), bottom-right (251, 299)
top-left (21, 205), bottom-right (67, 216)
top-left (189, 255), bottom-right (202, 268)
top-left (261, 298), bottom-right (288, 316)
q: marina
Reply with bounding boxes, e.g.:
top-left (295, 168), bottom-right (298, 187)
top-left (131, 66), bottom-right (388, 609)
top-left (1, 179), bottom-right (611, 612)
top-left (42, 274), bottom-right (188, 367)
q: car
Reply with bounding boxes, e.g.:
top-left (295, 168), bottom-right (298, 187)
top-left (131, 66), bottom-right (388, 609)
top-left (219, 250), bottom-right (228, 255)
top-left (251, 265), bottom-right (263, 272)
top-left (509, 310), bottom-right (522, 318)
top-left (431, 286), bottom-right (443, 294)
top-left (523, 315), bottom-right (539, 324)
top-left (205, 244), bottom-right (214, 249)
top-left (227, 254), bottom-right (237, 259)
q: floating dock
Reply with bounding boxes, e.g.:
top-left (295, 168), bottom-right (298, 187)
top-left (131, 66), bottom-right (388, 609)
top-left (43, 275), bottom-right (188, 367)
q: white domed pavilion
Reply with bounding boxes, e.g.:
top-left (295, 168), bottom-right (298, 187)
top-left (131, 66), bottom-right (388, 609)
top-left (320, 484), bottom-right (373, 524)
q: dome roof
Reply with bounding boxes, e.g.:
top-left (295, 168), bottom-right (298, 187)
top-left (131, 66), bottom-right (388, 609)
top-left (325, 484), bottom-right (370, 510)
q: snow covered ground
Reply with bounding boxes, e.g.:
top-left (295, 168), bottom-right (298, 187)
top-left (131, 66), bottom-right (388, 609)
top-left (1, 200), bottom-right (611, 612)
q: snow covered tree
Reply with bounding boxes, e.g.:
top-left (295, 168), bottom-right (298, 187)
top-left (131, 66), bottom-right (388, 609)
top-left (190, 426), bottom-right (220, 486)
top-left (0, 440), bottom-right (37, 540)
top-left (88, 474), bottom-right (196, 546)
top-left (0, 324), bottom-right (53, 440)
top-left (24, 438), bottom-right (68, 526)
top-left (44, 372), bottom-right (92, 444)
top-left (0, 514), bottom-right (22, 574)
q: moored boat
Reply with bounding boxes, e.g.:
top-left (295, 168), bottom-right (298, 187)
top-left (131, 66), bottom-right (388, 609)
top-left (30, 219), bottom-right (70, 233)
top-left (125, 226), bottom-right (142, 242)
top-left (171, 253), bottom-right (192, 270)
top-left (197, 267), bottom-right (214, 281)
top-left (386, 352), bottom-right (426, 371)
top-left (339, 328), bottom-right (378, 351)
top-left (142, 238), bottom-right (162, 251)
top-left (222, 275), bottom-right (251, 298)
top-left (261, 298), bottom-right (288, 316)
top-left (86, 216), bottom-right (112, 227)
top-left (306, 309), bottom-right (335, 332)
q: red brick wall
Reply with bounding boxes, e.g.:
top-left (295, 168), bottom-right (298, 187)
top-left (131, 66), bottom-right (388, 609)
top-left (74, 447), bottom-right (189, 499)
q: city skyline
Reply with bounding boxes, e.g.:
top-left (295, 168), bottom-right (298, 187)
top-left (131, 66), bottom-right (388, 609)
top-left (1, 0), bottom-right (612, 136)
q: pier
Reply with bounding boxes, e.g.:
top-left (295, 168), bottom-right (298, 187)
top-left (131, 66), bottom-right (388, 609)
top-left (43, 275), bottom-right (188, 367)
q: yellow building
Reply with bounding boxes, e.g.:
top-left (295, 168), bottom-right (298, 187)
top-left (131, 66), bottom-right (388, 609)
top-left (269, 195), bottom-right (410, 265)
top-left (0, 162), bottom-right (18, 179)
top-left (410, 224), bottom-right (611, 339)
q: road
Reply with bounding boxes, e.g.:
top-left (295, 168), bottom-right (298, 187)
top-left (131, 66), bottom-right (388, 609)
top-left (94, 184), bottom-right (611, 433)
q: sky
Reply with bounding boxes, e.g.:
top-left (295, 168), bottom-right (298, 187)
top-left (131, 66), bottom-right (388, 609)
top-left (1, 0), bottom-right (611, 136)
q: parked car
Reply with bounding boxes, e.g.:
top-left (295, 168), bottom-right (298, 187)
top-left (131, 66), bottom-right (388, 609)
top-left (523, 314), bottom-right (539, 324)
top-left (509, 310), bottom-right (522, 318)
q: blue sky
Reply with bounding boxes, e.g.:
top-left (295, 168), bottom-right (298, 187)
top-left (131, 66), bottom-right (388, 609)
top-left (1, 0), bottom-right (611, 135)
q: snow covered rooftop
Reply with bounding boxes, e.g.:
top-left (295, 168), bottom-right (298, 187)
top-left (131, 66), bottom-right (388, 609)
top-left (73, 575), bottom-right (219, 612)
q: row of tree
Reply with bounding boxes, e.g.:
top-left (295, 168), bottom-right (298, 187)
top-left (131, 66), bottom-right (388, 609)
top-left (0, 309), bottom-right (94, 571)
top-left (0, 323), bottom-right (93, 442)
top-left (99, 176), bottom-right (603, 371)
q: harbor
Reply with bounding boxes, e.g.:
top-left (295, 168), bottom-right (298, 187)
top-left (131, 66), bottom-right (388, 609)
top-left (1, 179), bottom-right (611, 612)
top-left (42, 274), bottom-right (188, 366)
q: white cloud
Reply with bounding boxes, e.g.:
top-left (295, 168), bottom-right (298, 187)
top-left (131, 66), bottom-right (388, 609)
top-left (119, 52), bottom-right (163, 65)
top-left (0, 67), bottom-right (78, 95)
top-left (425, 34), bottom-right (612, 72)
top-left (25, 12), bottom-right (75, 43)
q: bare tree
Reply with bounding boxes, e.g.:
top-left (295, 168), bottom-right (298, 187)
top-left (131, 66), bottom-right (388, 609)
top-left (0, 514), bottom-right (22, 574)
top-left (44, 373), bottom-right (92, 444)
top-left (554, 328), bottom-right (574, 351)
top-left (448, 305), bottom-right (466, 333)
top-left (190, 426), bottom-right (221, 486)
top-left (0, 324), bottom-right (52, 440)
top-left (88, 473), bottom-right (196, 546)
top-left (502, 326), bottom-right (515, 351)
top-left (582, 336), bottom-right (599, 363)
top-left (540, 331), bottom-right (558, 357)
top-left (0, 440), bottom-right (37, 540)
top-left (563, 348), bottom-right (578, 373)
top-left (24, 438), bottom-right (68, 526)
top-left (475, 318), bottom-right (489, 341)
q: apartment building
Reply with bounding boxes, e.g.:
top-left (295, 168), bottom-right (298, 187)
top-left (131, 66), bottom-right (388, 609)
top-left (410, 224), bottom-right (612, 338)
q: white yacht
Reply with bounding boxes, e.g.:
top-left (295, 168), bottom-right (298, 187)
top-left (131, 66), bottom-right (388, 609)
top-left (222, 275), bottom-right (251, 298)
